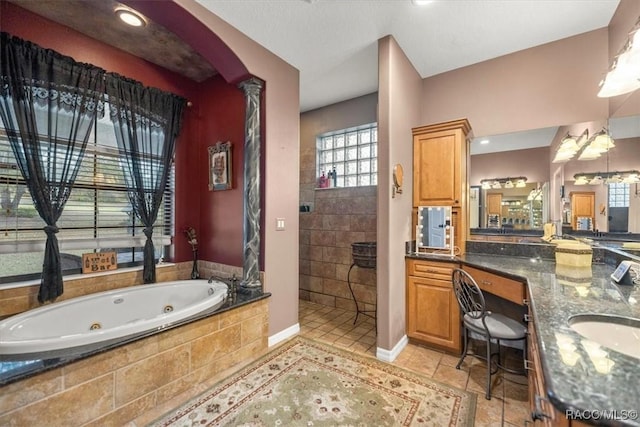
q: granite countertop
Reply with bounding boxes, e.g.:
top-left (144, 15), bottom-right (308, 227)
top-left (456, 254), bottom-right (640, 426)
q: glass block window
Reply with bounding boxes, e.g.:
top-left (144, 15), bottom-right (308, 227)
top-left (317, 123), bottom-right (377, 188)
top-left (608, 183), bottom-right (629, 207)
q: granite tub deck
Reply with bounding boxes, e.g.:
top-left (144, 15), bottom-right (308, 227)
top-left (458, 254), bottom-right (640, 426)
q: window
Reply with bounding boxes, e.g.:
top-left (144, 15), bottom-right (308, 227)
top-left (0, 104), bottom-right (173, 283)
top-left (608, 183), bottom-right (630, 207)
top-left (317, 123), bottom-right (377, 187)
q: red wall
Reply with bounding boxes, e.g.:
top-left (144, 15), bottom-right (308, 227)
top-left (0, 1), bottom-right (247, 265)
top-left (197, 76), bottom-right (245, 265)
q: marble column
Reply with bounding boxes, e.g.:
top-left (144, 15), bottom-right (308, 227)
top-left (238, 77), bottom-right (263, 289)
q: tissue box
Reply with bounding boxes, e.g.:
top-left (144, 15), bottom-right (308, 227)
top-left (555, 264), bottom-right (592, 287)
top-left (555, 243), bottom-right (592, 267)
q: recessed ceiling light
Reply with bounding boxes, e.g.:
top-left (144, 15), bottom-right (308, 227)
top-left (412, 0), bottom-right (433, 5)
top-left (480, 139), bottom-right (490, 145)
top-left (115, 8), bottom-right (147, 27)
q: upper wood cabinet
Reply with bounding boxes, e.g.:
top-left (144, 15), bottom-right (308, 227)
top-left (570, 191), bottom-right (595, 230)
top-left (486, 193), bottom-right (502, 216)
top-left (412, 119), bottom-right (472, 253)
top-left (412, 119), bottom-right (472, 207)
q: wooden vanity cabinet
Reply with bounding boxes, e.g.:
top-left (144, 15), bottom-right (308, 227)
top-left (463, 265), bottom-right (526, 305)
top-left (570, 191), bottom-right (595, 231)
top-left (406, 258), bottom-right (461, 353)
top-left (412, 119), bottom-right (472, 254)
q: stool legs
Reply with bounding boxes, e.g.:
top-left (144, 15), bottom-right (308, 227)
top-left (485, 337), bottom-right (493, 399)
top-left (456, 327), bottom-right (469, 370)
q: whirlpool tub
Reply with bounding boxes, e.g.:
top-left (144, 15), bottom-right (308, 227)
top-left (0, 280), bottom-right (228, 356)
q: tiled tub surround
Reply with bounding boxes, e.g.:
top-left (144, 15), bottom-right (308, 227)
top-left (0, 297), bottom-right (269, 426)
top-left (456, 253), bottom-right (640, 426)
top-left (0, 261), bottom-right (269, 425)
top-left (0, 263), bottom-right (186, 320)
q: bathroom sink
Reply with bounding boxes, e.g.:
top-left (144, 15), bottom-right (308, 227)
top-left (569, 314), bottom-right (640, 360)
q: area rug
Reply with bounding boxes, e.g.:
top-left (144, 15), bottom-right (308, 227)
top-left (151, 336), bottom-right (476, 426)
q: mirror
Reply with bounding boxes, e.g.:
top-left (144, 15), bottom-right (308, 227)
top-left (468, 114), bottom-right (640, 257)
top-left (558, 115), bottom-right (639, 234)
top-left (470, 131), bottom-right (552, 231)
top-left (416, 206), bottom-right (452, 249)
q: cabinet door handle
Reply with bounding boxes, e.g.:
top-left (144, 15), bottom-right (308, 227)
top-left (524, 313), bottom-right (531, 323)
top-left (523, 298), bottom-right (529, 306)
top-left (481, 280), bottom-right (492, 285)
top-left (425, 269), bottom-right (438, 273)
top-left (531, 395), bottom-right (551, 421)
top-left (524, 359), bottom-right (534, 371)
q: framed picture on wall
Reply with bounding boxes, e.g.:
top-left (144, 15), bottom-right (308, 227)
top-left (208, 141), bottom-right (232, 191)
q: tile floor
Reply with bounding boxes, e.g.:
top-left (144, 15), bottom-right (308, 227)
top-left (298, 299), bottom-right (531, 427)
top-left (132, 300), bottom-right (530, 426)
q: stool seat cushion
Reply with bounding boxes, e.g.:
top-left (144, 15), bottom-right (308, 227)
top-left (463, 312), bottom-right (526, 340)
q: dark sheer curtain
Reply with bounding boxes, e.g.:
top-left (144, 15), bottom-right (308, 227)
top-left (105, 75), bottom-right (186, 283)
top-left (0, 33), bottom-right (105, 303)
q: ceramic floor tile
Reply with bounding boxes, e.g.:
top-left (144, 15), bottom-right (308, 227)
top-left (432, 363), bottom-right (470, 390)
top-left (473, 392), bottom-right (505, 426)
top-left (466, 364), bottom-right (504, 398)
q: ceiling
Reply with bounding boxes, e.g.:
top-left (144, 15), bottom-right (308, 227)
top-left (10, 0), bottom-right (623, 153)
top-left (8, 0), bottom-right (218, 83)
top-left (196, 0), bottom-right (620, 112)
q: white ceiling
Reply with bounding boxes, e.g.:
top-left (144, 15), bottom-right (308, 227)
top-left (470, 126), bottom-right (559, 155)
top-left (8, 0), bottom-right (629, 155)
top-left (197, 0), bottom-right (620, 113)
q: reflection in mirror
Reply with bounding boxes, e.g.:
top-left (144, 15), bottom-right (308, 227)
top-left (468, 115), bottom-right (640, 257)
top-left (479, 182), bottom-right (548, 230)
top-left (470, 133), bottom-right (551, 232)
top-left (558, 115), bottom-right (640, 235)
top-left (416, 206), bottom-right (452, 249)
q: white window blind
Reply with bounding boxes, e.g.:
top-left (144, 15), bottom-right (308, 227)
top-left (0, 104), bottom-right (173, 281)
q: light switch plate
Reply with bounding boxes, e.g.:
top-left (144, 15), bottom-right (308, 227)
top-left (276, 218), bottom-right (285, 231)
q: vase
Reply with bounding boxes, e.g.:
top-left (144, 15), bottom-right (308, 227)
top-left (191, 250), bottom-right (200, 279)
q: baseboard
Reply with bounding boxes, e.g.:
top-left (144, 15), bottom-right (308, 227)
top-left (376, 334), bottom-right (408, 362)
top-left (268, 322), bottom-right (300, 347)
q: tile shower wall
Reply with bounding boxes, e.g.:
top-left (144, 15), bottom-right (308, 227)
top-left (299, 94), bottom-right (379, 314)
top-left (299, 186), bottom-right (377, 312)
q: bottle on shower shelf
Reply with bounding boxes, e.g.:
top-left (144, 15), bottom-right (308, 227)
top-left (318, 171), bottom-right (328, 188)
top-left (332, 166), bottom-right (337, 187)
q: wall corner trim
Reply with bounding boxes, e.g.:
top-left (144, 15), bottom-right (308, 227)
top-left (376, 335), bottom-right (408, 362)
top-left (268, 323), bottom-right (300, 347)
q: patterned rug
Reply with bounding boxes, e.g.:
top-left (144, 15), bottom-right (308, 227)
top-left (151, 337), bottom-right (476, 426)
